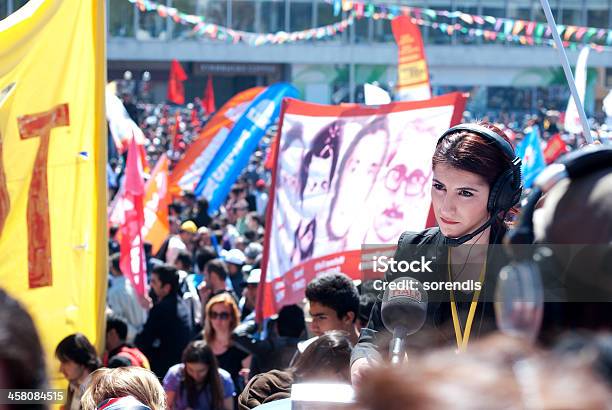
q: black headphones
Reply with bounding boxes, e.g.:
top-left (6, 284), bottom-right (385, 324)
top-left (437, 124), bottom-right (523, 246)
top-left (495, 145), bottom-right (612, 336)
top-left (506, 144), bottom-right (612, 245)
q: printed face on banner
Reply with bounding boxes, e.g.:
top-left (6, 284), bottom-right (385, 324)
top-left (327, 120), bottom-right (390, 240)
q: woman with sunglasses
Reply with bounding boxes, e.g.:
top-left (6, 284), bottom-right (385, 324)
top-left (201, 293), bottom-right (251, 396)
top-left (350, 122), bottom-right (524, 384)
top-left (163, 341), bottom-right (234, 410)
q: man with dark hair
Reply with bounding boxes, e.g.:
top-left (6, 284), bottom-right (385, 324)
top-left (135, 264), bottom-right (193, 378)
top-left (55, 333), bottom-right (101, 410)
top-left (0, 288), bottom-right (48, 409)
top-left (199, 259), bottom-right (238, 307)
top-left (305, 273), bottom-right (360, 344)
top-left (107, 252), bottom-right (146, 343)
top-left (104, 315), bottom-right (150, 369)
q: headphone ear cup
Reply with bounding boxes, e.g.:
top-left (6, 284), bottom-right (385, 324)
top-left (488, 169), bottom-right (517, 213)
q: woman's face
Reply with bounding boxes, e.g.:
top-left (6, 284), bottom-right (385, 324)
top-left (186, 362), bottom-right (209, 384)
top-left (431, 163), bottom-right (490, 238)
top-left (209, 303), bottom-right (232, 335)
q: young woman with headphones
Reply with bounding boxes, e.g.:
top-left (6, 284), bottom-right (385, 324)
top-left (351, 121), bottom-right (523, 383)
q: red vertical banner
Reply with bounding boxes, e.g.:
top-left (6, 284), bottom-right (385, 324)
top-left (120, 137), bottom-right (147, 297)
top-left (392, 16), bottom-right (432, 102)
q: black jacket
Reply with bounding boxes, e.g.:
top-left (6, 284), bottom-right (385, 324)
top-left (135, 293), bottom-right (193, 378)
top-left (351, 225), bottom-right (509, 366)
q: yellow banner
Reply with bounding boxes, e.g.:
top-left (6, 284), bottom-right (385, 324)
top-left (0, 0), bottom-right (107, 386)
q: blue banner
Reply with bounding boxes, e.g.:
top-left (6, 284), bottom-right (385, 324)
top-left (516, 127), bottom-right (546, 189)
top-left (194, 83), bottom-right (300, 214)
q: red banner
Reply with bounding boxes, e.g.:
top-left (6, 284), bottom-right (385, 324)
top-left (392, 15), bottom-right (431, 101)
top-left (120, 138), bottom-right (147, 297)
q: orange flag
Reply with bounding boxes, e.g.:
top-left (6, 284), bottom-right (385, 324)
top-left (143, 154), bottom-right (170, 254)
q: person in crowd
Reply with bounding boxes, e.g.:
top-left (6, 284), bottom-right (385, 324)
top-left (81, 367), bottom-right (166, 410)
top-left (233, 199), bottom-right (250, 235)
top-left (193, 198), bottom-right (212, 228)
top-left (108, 225), bottom-right (120, 255)
top-left (136, 264), bottom-right (193, 378)
top-left (103, 315), bottom-right (150, 369)
top-left (179, 192), bottom-right (197, 222)
top-left (351, 122), bottom-right (525, 383)
top-left (200, 293), bottom-right (251, 395)
top-left (56, 333), bottom-right (101, 410)
top-left (0, 288), bottom-right (48, 409)
top-left (175, 250), bottom-right (202, 329)
top-left (233, 304), bottom-right (307, 376)
top-left (253, 179), bottom-right (269, 215)
top-left (199, 259), bottom-right (239, 309)
top-left (305, 273), bottom-right (360, 345)
top-left (239, 268), bottom-right (260, 321)
top-left (238, 330), bottom-right (353, 410)
top-left (243, 242), bottom-right (263, 266)
top-left (356, 293), bottom-right (377, 331)
top-left (107, 252), bottom-right (147, 343)
top-left (165, 220), bottom-right (197, 265)
top-left (528, 145), bottom-right (612, 342)
top-left (195, 227), bottom-right (213, 250)
top-left (224, 248), bottom-right (247, 296)
top-left (163, 341), bottom-right (235, 410)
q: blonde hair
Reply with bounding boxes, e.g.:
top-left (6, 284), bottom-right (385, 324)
top-left (204, 293), bottom-right (240, 344)
top-left (81, 367), bottom-right (166, 410)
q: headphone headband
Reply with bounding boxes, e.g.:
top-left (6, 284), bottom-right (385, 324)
top-left (438, 123), bottom-right (517, 160)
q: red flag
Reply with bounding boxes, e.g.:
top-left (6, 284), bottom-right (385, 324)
top-left (544, 133), bottom-right (569, 164)
top-left (203, 74), bottom-right (216, 115)
top-left (167, 59), bottom-right (188, 105)
top-left (119, 137), bottom-right (147, 297)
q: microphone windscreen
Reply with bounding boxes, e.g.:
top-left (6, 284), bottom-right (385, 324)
top-left (381, 277), bottom-right (428, 336)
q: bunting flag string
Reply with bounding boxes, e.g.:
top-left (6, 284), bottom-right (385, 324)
top-left (130, 0), bottom-right (353, 45)
top-left (127, 0), bottom-right (610, 51)
top-left (340, 0), bottom-right (612, 47)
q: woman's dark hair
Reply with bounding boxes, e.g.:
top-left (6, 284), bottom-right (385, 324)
top-left (181, 341), bottom-right (224, 409)
top-left (299, 121), bottom-right (343, 201)
top-left (55, 333), bottom-right (101, 373)
top-left (291, 331), bottom-right (353, 382)
top-left (432, 121), bottom-right (518, 228)
top-left (277, 305), bottom-right (306, 338)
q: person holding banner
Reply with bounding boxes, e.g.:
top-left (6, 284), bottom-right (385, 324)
top-left (351, 122), bottom-right (523, 383)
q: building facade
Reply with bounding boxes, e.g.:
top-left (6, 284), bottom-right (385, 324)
top-left (3, 0), bottom-right (611, 116)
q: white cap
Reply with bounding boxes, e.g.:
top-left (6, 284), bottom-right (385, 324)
top-left (224, 248), bottom-right (246, 265)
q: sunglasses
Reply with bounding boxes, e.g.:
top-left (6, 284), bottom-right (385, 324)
top-left (209, 311), bottom-right (231, 320)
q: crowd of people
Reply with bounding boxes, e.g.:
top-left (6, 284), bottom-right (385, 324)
top-left (1, 85), bottom-right (611, 410)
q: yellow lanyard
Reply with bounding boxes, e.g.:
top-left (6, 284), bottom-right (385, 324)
top-left (448, 249), bottom-right (486, 352)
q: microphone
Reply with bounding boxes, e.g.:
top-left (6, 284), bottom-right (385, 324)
top-left (443, 214), bottom-right (496, 247)
top-left (381, 277), bottom-right (428, 365)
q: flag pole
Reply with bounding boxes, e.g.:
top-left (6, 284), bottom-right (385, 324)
top-left (539, 0), bottom-right (593, 144)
